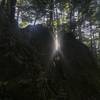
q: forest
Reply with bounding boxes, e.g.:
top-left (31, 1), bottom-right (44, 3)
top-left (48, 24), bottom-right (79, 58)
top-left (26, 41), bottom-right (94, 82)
top-left (0, 0), bottom-right (100, 100)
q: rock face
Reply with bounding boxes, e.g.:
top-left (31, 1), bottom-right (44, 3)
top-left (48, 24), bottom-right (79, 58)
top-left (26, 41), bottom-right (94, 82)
top-left (0, 23), bottom-right (53, 99)
top-left (46, 32), bottom-right (100, 100)
top-left (0, 24), bottom-right (52, 79)
top-left (0, 19), bottom-right (100, 100)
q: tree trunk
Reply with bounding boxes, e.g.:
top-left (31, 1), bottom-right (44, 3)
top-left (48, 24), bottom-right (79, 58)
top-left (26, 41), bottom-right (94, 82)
top-left (49, 0), bottom-right (54, 32)
top-left (0, 0), bottom-right (6, 8)
top-left (6, 0), bottom-right (16, 23)
top-left (90, 21), bottom-right (97, 58)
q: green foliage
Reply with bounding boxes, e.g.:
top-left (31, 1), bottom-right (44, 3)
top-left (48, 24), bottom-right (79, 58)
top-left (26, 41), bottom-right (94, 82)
top-left (19, 21), bottom-right (29, 28)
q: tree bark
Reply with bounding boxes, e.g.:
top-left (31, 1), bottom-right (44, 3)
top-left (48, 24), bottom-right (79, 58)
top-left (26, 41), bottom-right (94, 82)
top-left (6, 0), bottom-right (16, 23)
top-left (0, 0), bottom-right (6, 8)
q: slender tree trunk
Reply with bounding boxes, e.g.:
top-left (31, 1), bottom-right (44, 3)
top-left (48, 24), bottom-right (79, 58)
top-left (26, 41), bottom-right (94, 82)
top-left (6, 0), bottom-right (16, 23)
top-left (16, 8), bottom-right (20, 23)
top-left (90, 21), bottom-right (97, 58)
top-left (49, 0), bottom-right (54, 32)
top-left (98, 32), bottom-right (100, 55)
top-left (77, 9), bottom-right (83, 41)
top-left (0, 0), bottom-right (6, 8)
top-left (10, 0), bottom-right (16, 23)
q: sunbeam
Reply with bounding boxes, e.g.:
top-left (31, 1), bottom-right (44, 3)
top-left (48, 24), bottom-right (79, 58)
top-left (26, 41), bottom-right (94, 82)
top-left (55, 34), bottom-right (60, 51)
